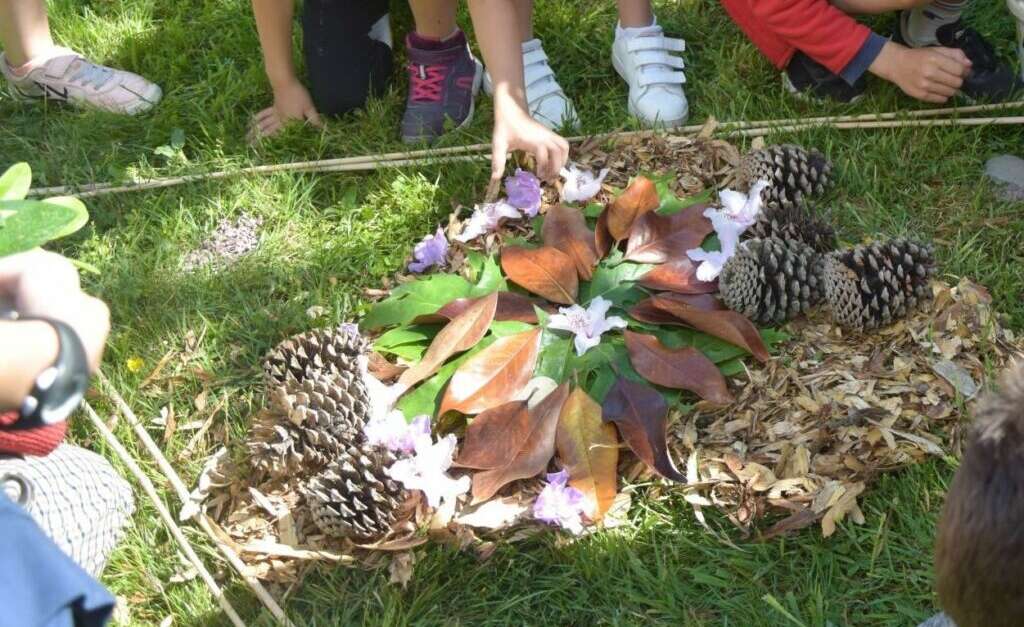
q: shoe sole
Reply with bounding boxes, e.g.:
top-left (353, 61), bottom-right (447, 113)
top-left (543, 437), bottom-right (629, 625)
top-left (401, 57), bottom-right (483, 145)
top-left (782, 72), bottom-right (865, 105)
top-left (611, 49), bottom-right (689, 128)
top-left (4, 78), bottom-right (162, 115)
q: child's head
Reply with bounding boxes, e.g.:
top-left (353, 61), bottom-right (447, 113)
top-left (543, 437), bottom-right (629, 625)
top-left (935, 360), bottom-right (1024, 627)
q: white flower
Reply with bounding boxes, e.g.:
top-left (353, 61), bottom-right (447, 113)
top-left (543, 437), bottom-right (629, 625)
top-left (547, 296), bottom-right (627, 356)
top-left (364, 409), bottom-right (432, 455)
top-left (559, 164), bottom-right (609, 203)
top-left (386, 434), bottom-right (470, 509)
top-left (686, 180), bottom-right (768, 281)
top-left (455, 200), bottom-right (521, 243)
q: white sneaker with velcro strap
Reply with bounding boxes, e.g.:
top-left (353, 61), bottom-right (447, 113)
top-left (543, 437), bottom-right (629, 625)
top-left (611, 21), bottom-right (688, 128)
top-left (484, 38), bottom-right (579, 131)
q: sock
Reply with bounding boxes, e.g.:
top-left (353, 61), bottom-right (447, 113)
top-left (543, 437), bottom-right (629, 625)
top-left (615, 16), bottom-right (658, 40)
top-left (902, 1), bottom-right (969, 47)
top-left (407, 28), bottom-right (464, 51)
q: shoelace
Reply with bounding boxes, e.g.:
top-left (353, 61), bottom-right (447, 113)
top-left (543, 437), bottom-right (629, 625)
top-left (68, 59), bottom-right (115, 89)
top-left (951, 27), bottom-right (998, 71)
top-left (408, 64), bottom-right (447, 103)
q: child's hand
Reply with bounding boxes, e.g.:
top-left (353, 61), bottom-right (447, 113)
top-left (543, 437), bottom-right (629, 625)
top-left (250, 80), bottom-right (323, 140)
top-left (491, 99), bottom-right (570, 186)
top-left (871, 42), bottom-right (971, 104)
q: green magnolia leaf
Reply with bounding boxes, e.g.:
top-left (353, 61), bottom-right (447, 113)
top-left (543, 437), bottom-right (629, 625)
top-left (489, 320), bottom-right (534, 337)
top-left (471, 253), bottom-right (508, 295)
top-left (0, 198), bottom-right (90, 257)
top-left (718, 357), bottom-right (745, 378)
top-left (587, 367), bottom-right (617, 403)
top-left (584, 261), bottom-right (654, 304)
top-left (647, 173), bottom-right (714, 215)
top-left (398, 337), bottom-right (495, 417)
top-left (373, 324), bottom-right (439, 359)
top-left (583, 202), bottom-right (603, 219)
top-left (0, 163), bottom-right (31, 201)
top-left (384, 343), bottom-right (430, 362)
top-left (536, 334), bottom-right (572, 381)
top-left (361, 274), bottom-right (473, 330)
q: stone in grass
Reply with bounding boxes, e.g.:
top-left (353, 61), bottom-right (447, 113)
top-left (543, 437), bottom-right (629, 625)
top-left (182, 213), bottom-right (263, 272)
top-left (984, 155), bottom-right (1024, 202)
top-left (917, 613), bottom-right (957, 627)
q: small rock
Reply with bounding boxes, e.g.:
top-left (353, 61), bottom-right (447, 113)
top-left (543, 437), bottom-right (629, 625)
top-left (182, 213), bottom-right (263, 272)
top-left (984, 155), bottom-right (1024, 202)
top-left (917, 612), bottom-right (957, 627)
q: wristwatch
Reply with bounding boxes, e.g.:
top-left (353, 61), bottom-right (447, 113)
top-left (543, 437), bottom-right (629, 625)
top-left (13, 318), bottom-right (90, 429)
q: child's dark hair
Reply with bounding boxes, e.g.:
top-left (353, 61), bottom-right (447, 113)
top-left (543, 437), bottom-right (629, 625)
top-left (935, 360), bottom-right (1024, 627)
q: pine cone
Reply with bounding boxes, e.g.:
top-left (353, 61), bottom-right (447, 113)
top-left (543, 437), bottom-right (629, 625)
top-left (735, 144), bottom-right (833, 210)
top-left (305, 443), bottom-right (409, 540)
top-left (745, 204), bottom-right (837, 253)
top-left (719, 237), bottom-right (824, 324)
top-left (249, 373), bottom-right (369, 478)
top-left (822, 239), bottom-right (935, 331)
top-left (263, 325), bottom-right (367, 387)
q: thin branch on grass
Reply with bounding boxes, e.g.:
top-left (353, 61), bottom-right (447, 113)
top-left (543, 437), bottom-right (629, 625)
top-left (96, 372), bottom-right (295, 627)
top-left (723, 115), bottom-right (1024, 138)
top-left (81, 401), bottom-right (247, 627)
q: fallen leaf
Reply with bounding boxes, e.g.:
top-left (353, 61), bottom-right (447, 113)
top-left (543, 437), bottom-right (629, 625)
top-left (931, 359), bottom-right (979, 399)
top-left (760, 508), bottom-right (821, 540)
top-left (637, 258), bottom-right (718, 294)
top-left (472, 382), bottom-right (571, 502)
top-left (623, 331), bottom-right (733, 404)
top-left (624, 203), bottom-right (712, 264)
top-left (542, 204), bottom-right (600, 280)
top-left (368, 352), bottom-right (406, 381)
top-left (399, 292), bottom-right (498, 388)
top-left (500, 245), bottom-right (578, 305)
top-left (555, 387), bottom-right (619, 520)
top-left (416, 292), bottom-right (545, 325)
top-left (647, 294), bottom-right (771, 363)
top-left (454, 498), bottom-right (529, 529)
top-left (455, 400), bottom-right (531, 469)
top-left (595, 209), bottom-right (614, 259)
top-left (607, 176), bottom-right (659, 240)
top-left (602, 377), bottom-right (685, 481)
top-left (438, 327), bottom-right (543, 415)
top-left (627, 299), bottom-right (683, 326)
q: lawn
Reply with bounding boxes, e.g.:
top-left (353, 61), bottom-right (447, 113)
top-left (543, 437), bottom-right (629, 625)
top-left (2, 0), bottom-right (1023, 625)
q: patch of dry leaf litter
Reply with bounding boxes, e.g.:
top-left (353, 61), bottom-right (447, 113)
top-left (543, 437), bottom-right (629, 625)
top-left (672, 278), bottom-right (1022, 539)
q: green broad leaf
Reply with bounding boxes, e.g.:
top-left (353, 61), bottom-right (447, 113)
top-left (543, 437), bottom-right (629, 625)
top-left (398, 337), bottom-right (495, 417)
top-left (384, 343), bottom-right (429, 362)
top-left (0, 198), bottom-right (90, 257)
top-left (533, 305), bottom-right (550, 327)
top-left (470, 253), bottom-right (507, 294)
top-left (361, 274), bottom-right (473, 330)
top-left (464, 250), bottom-right (486, 283)
top-left (170, 128), bottom-right (186, 151)
top-left (584, 261), bottom-right (654, 304)
top-left (583, 202), bottom-right (603, 219)
top-left (646, 173), bottom-right (714, 215)
top-left (587, 367), bottom-right (617, 403)
top-left (0, 163), bottom-right (31, 201)
top-left (374, 324), bottom-right (439, 352)
top-left (718, 357), bottom-right (746, 378)
top-left (489, 320), bottom-right (534, 337)
top-left (536, 334), bottom-right (572, 382)
top-left (761, 327), bottom-right (791, 351)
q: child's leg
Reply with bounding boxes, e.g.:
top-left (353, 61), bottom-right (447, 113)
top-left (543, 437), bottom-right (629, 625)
top-left (409, 1), bottom-right (458, 39)
top-left (612, 0), bottom-right (688, 126)
top-left (513, 0), bottom-right (535, 42)
top-left (0, 0), bottom-right (55, 67)
top-left (616, 0), bottom-right (654, 28)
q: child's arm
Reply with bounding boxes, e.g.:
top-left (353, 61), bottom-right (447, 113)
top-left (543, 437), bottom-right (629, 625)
top-left (467, 0), bottom-right (569, 184)
top-left (250, 0), bottom-right (322, 138)
top-left (868, 41), bottom-right (970, 103)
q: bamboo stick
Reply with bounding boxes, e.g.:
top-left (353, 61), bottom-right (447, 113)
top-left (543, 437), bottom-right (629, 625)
top-left (25, 101), bottom-right (1024, 199)
top-left (96, 372), bottom-right (294, 627)
top-left (723, 115), bottom-right (1024, 137)
top-left (81, 401), bottom-right (246, 627)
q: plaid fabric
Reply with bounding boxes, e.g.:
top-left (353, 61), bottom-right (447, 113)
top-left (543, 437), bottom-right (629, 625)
top-left (0, 444), bottom-right (134, 577)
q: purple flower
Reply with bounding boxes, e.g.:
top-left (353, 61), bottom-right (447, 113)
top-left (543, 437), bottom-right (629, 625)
top-left (364, 410), bottom-right (432, 455)
top-left (533, 469), bottom-right (587, 534)
top-left (408, 227), bottom-right (449, 273)
top-left (505, 169), bottom-right (542, 218)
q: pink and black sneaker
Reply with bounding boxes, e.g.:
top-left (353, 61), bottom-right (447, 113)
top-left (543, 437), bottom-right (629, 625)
top-left (401, 30), bottom-right (482, 144)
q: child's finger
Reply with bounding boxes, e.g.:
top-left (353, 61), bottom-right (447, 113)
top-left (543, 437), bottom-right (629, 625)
top-left (305, 109), bottom-right (324, 128)
top-left (535, 145), bottom-right (553, 182)
top-left (491, 136), bottom-right (509, 183)
top-left (253, 107), bottom-right (276, 124)
top-left (933, 47), bottom-right (972, 70)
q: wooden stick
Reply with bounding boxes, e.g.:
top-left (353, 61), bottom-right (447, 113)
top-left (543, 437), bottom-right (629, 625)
top-left (26, 101), bottom-right (1024, 199)
top-left (723, 115), bottom-right (1024, 137)
top-left (82, 401), bottom-right (247, 627)
top-left (96, 372), bottom-right (294, 627)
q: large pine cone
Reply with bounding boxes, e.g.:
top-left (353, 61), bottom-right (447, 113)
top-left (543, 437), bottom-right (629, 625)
top-left (735, 144), bottom-right (833, 210)
top-left (822, 239), bottom-right (935, 331)
top-left (263, 325), bottom-right (367, 387)
top-left (249, 373), bottom-right (369, 478)
top-left (305, 443), bottom-right (409, 540)
top-left (744, 203), bottom-right (837, 253)
top-left (719, 237), bottom-right (824, 325)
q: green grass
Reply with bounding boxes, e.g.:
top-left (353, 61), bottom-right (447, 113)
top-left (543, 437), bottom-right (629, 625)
top-left (3, 0), bottom-right (1023, 625)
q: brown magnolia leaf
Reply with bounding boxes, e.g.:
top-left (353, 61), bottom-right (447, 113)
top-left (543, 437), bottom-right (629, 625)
top-left (455, 399), bottom-right (531, 469)
top-left (627, 299), bottom-right (682, 326)
top-left (649, 294), bottom-right (770, 363)
top-left (594, 208), bottom-right (614, 259)
top-left (624, 203), bottom-right (712, 264)
top-left (649, 293), bottom-right (724, 312)
top-left (368, 352), bottom-right (406, 381)
top-left (602, 377), bottom-right (685, 482)
top-left (399, 292), bottom-right (498, 388)
top-left (471, 382), bottom-right (571, 503)
top-left (438, 327), bottom-right (543, 416)
top-left (623, 331), bottom-right (733, 404)
top-left (542, 204), bottom-right (599, 280)
top-left (500, 246), bottom-right (578, 305)
top-left (555, 387), bottom-right (619, 521)
top-left (607, 176), bottom-right (659, 240)
top-left (415, 292), bottom-right (545, 325)
top-left (637, 258), bottom-right (718, 294)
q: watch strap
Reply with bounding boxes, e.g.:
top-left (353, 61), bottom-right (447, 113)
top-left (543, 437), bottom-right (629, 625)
top-left (14, 318), bottom-right (90, 429)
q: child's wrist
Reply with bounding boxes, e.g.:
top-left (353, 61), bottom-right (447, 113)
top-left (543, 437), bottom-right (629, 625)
top-left (868, 41), bottom-right (903, 83)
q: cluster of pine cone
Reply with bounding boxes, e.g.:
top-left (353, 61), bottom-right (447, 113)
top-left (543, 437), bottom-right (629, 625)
top-left (248, 326), bottom-right (406, 541)
top-left (720, 144), bottom-right (936, 330)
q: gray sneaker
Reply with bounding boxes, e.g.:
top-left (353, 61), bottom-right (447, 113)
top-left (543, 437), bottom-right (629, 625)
top-left (400, 31), bottom-right (482, 144)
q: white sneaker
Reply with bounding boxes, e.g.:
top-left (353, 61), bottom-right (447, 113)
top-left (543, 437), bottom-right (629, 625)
top-left (611, 21), bottom-right (688, 128)
top-left (484, 38), bottom-right (579, 131)
top-left (1, 47), bottom-right (162, 116)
